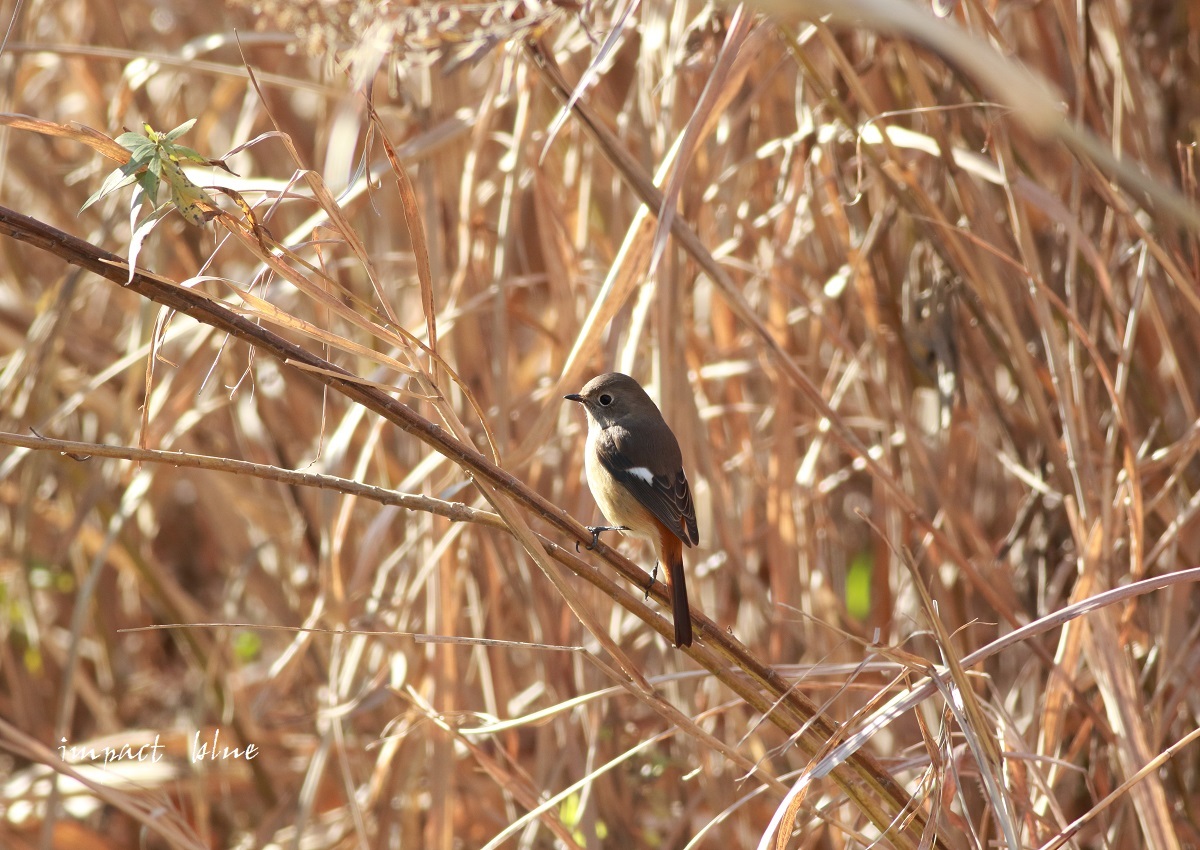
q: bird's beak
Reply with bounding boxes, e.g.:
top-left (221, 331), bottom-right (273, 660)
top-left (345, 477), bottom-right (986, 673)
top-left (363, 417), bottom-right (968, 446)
top-left (564, 393), bottom-right (584, 403)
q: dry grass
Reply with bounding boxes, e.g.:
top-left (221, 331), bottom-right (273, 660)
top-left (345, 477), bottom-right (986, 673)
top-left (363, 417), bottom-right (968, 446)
top-left (1, 0), bottom-right (1199, 847)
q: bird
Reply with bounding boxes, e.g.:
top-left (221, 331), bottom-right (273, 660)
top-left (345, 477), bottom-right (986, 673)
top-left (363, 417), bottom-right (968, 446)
top-left (565, 372), bottom-right (699, 647)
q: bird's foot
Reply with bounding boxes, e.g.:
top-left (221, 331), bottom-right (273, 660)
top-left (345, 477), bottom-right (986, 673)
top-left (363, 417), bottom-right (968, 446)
top-left (577, 525), bottom-right (630, 552)
top-left (644, 560), bottom-right (659, 600)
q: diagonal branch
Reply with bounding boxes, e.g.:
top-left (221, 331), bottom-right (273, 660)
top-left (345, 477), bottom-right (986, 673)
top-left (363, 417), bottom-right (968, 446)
top-left (0, 204), bottom-right (948, 848)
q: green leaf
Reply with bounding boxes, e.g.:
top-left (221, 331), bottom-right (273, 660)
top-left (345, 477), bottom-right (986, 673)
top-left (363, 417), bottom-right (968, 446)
top-left (162, 118), bottom-right (197, 142)
top-left (80, 167), bottom-right (138, 213)
top-left (232, 630), bottom-right (262, 663)
top-left (115, 131), bottom-right (150, 149)
top-left (846, 551), bottom-right (873, 621)
top-left (161, 157), bottom-right (216, 225)
top-left (165, 144), bottom-right (207, 164)
top-left (127, 200), bottom-right (172, 282)
top-left (136, 169), bottom-right (160, 202)
top-left (127, 140), bottom-right (160, 165)
top-left (559, 793), bottom-right (582, 829)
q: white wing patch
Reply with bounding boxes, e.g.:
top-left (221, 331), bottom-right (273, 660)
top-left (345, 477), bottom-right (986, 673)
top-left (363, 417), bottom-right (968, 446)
top-left (626, 466), bottom-right (655, 484)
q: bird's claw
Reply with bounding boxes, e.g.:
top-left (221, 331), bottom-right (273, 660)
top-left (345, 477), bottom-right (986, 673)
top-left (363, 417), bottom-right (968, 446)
top-left (644, 560), bottom-right (659, 600)
top-left (579, 525), bottom-right (629, 551)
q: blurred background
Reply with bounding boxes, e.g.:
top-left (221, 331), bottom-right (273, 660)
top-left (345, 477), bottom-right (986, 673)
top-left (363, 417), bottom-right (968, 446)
top-left (1, 0), bottom-right (1199, 847)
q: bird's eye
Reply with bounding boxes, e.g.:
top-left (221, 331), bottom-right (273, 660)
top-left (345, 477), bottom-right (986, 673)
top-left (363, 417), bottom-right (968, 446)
top-left (598, 393), bottom-right (613, 406)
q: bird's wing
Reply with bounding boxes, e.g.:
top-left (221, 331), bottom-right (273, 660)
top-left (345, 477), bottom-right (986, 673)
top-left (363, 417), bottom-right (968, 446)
top-left (595, 427), bottom-right (699, 547)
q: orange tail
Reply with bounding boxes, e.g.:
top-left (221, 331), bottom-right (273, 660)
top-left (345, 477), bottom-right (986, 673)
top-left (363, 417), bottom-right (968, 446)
top-left (660, 533), bottom-right (692, 647)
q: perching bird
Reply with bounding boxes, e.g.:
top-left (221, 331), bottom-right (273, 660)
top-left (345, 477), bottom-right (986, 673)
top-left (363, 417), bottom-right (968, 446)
top-left (565, 373), bottom-right (699, 647)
